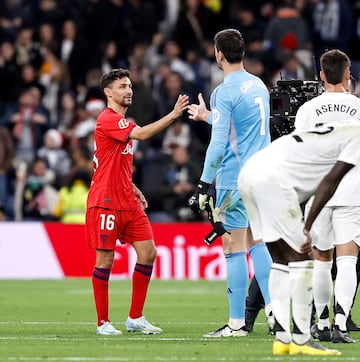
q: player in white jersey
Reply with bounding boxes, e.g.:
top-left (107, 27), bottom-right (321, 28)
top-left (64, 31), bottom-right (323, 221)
top-left (295, 49), bottom-right (360, 343)
top-left (238, 121), bottom-right (360, 356)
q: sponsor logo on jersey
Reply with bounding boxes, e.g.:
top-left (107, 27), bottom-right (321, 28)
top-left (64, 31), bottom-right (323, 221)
top-left (118, 118), bottom-right (129, 129)
top-left (122, 143), bottom-right (134, 155)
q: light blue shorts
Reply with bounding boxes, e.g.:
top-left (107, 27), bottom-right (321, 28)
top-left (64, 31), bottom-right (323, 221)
top-left (216, 189), bottom-right (249, 230)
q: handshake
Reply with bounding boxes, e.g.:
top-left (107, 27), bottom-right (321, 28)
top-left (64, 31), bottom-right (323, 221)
top-left (188, 181), bottom-right (228, 245)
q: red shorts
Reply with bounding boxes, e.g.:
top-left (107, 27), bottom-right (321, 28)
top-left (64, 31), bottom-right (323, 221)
top-left (85, 206), bottom-right (154, 250)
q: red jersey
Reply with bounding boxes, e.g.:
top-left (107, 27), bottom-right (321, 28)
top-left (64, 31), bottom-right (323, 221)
top-left (87, 107), bottom-right (138, 210)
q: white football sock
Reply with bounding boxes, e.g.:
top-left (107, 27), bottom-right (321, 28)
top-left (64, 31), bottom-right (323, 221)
top-left (289, 260), bottom-right (314, 345)
top-left (312, 259), bottom-right (333, 330)
top-left (269, 263), bottom-right (291, 344)
top-left (334, 255), bottom-right (357, 331)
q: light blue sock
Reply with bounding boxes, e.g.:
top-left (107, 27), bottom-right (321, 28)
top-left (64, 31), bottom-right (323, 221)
top-left (225, 251), bottom-right (248, 319)
top-left (249, 243), bottom-right (272, 305)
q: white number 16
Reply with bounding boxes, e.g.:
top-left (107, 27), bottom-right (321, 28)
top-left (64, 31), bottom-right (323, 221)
top-left (100, 214), bottom-right (115, 230)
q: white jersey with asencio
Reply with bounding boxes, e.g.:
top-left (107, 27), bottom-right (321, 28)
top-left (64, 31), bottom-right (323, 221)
top-left (239, 122), bottom-right (360, 204)
top-left (87, 107), bottom-right (138, 210)
top-left (295, 92), bottom-right (360, 206)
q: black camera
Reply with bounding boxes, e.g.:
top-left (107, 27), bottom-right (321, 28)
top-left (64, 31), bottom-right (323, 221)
top-left (269, 79), bottom-right (323, 140)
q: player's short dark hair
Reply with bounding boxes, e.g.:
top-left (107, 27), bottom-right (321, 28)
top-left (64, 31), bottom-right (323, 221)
top-left (214, 29), bottom-right (245, 63)
top-left (100, 68), bottom-right (130, 90)
top-left (320, 49), bottom-right (350, 85)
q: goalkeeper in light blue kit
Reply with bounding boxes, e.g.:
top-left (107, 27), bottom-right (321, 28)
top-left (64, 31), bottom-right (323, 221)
top-left (188, 28), bottom-right (273, 337)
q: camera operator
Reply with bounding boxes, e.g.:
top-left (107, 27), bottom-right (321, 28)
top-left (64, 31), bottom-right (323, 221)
top-left (295, 49), bottom-right (360, 343)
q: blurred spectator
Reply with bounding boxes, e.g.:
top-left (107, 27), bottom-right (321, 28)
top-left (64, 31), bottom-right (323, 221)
top-left (128, 42), bottom-right (152, 86)
top-left (1, 86), bottom-right (49, 165)
top-left (73, 98), bottom-right (105, 148)
top-left (59, 18), bottom-right (87, 91)
top-left (162, 118), bottom-right (191, 156)
top-left (158, 0), bottom-right (180, 39)
top-left (139, 152), bottom-right (173, 222)
top-left (0, 0), bottom-right (31, 41)
top-left (309, 0), bottom-right (353, 61)
top-left (349, 2), bottom-right (360, 82)
top-left (262, 0), bottom-right (310, 72)
top-left (230, 3), bottom-right (266, 58)
top-left (39, 47), bottom-right (71, 126)
top-left (51, 167), bottom-right (91, 224)
top-left (77, 68), bottom-right (105, 105)
top-left (36, 22), bottom-right (58, 55)
top-left (173, 0), bottom-right (220, 54)
top-left (98, 40), bottom-right (127, 74)
top-left (126, 64), bottom-right (155, 126)
top-left (68, 142), bottom-right (93, 177)
top-left (85, 0), bottom-right (130, 62)
top-left (56, 90), bottom-right (79, 139)
top-left (271, 53), bottom-right (313, 85)
top-left (14, 63), bottom-right (45, 100)
top-left (244, 56), bottom-right (266, 80)
top-left (0, 126), bottom-right (15, 218)
top-left (20, 157), bottom-right (58, 221)
top-left (155, 70), bottom-right (193, 118)
top-left (127, 0), bottom-right (159, 45)
top-left (145, 35), bottom-right (196, 83)
top-left (37, 128), bottom-right (71, 188)
top-left (32, 0), bottom-right (65, 37)
top-left (0, 40), bottom-right (20, 110)
top-left (14, 26), bottom-right (42, 68)
top-left (162, 39), bottom-right (196, 83)
top-left (162, 145), bottom-right (202, 221)
top-left (185, 47), bottom-right (212, 99)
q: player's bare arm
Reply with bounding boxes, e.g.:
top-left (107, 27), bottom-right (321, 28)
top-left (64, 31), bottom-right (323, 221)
top-left (188, 93), bottom-right (211, 122)
top-left (130, 94), bottom-right (189, 140)
top-left (304, 160), bottom-right (355, 233)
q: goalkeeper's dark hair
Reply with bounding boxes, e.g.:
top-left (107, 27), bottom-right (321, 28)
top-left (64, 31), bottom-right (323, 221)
top-left (101, 68), bottom-right (130, 90)
top-left (214, 29), bottom-right (245, 63)
top-left (320, 49), bottom-right (350, 85)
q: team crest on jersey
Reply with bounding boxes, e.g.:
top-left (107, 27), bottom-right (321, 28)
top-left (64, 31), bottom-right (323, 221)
top-left (118, 118), bottom-right (129, 129)
top-left (212, 109), bottom-right (220, 124)
top-left (100, 234), bottom-right (109, 245)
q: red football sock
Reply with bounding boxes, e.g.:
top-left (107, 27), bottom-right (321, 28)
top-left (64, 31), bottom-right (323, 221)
top-left (129, 263), bottom-right (153, 319)
top-left (92, 267), bottom-right (110, 326)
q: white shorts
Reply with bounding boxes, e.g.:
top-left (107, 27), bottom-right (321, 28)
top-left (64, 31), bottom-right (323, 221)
top-left (238, 173), bottom-right (306, 253)
top-left (305, 202), bottom-right (360, 251)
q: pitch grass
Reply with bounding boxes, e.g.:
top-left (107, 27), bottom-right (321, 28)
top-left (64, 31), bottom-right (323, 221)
top-left (0, 279), bottom-right (359, 361)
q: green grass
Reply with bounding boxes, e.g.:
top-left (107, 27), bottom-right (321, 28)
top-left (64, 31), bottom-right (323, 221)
top-left (0, 279), bottom-right (359, 361)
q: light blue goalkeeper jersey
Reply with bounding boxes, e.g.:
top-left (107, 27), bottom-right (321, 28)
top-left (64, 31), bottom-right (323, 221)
top-left (200, 69), bottom-right (270, 190)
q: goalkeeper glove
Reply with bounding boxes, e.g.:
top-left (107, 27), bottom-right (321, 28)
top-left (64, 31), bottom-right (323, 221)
top-left (188, 180), bottom-right (211, 213)
top-left (204, 195), bottom-right (228, 245)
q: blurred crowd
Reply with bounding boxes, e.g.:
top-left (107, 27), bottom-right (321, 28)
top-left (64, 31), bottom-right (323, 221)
top-left (0, 0), bottom-right (360, 222)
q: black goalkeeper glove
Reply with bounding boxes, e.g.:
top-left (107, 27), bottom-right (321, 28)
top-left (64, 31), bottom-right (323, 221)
top-left (188, 180), bottom-right (212, 213)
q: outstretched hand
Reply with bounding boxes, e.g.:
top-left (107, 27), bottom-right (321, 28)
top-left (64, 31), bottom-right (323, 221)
top-left (188, 93), bottom-right (210, 122)
top-left (172, 94), bottom-right (190, 119)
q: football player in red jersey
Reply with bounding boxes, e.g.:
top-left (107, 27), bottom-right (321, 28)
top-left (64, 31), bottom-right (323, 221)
top-left (86, 68), bottom-right (189, 335)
